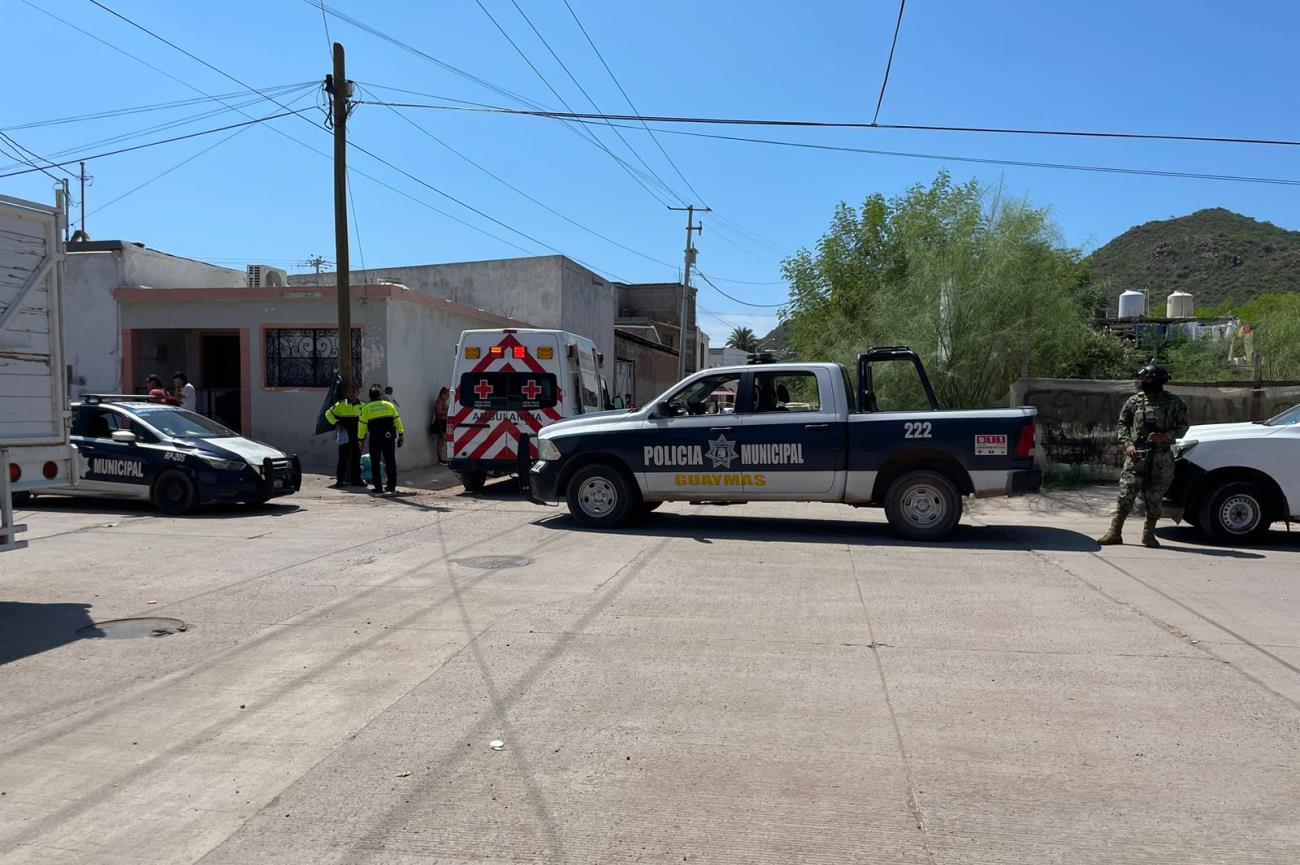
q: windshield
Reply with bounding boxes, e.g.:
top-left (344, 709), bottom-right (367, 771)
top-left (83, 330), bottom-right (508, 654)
top-left (1263, 404), bottom-right (1300, 426)
top-left (132, 407), bottom-right (238, 438)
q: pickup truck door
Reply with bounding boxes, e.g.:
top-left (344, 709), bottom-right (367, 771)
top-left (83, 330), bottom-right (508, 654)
top-left (641, 371), bottom-right (744, 499)
top-left (742, 368), bottom-right (843, 499)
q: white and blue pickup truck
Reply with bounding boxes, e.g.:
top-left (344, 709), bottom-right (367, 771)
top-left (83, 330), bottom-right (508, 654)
top-left (520, 348), bottom-right (1041, 540)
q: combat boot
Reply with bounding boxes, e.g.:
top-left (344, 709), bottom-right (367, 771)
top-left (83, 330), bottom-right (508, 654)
top-left (1141, 516), bottom-right (1161, 548)
top-left (1097, 512), bottom-right (1127, 545)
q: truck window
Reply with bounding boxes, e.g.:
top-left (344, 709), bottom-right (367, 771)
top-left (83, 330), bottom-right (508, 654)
top-left (753, 372), bottom-right (820, 413)
top-left (662, 373), bottom-right (741, 416)
top-left (578, 352), bottom-right (601, 412)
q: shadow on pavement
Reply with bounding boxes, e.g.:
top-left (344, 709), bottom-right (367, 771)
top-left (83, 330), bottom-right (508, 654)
top-left (16, 496), bottom-right (300, 520)
top-left (535, 512), bottom-right (1101, 552)
top-left (1158, 525), bottom-right (1295, 555)
top-left (458, 476), bottom-right (524, 501)
top-left (0, 601), bottom-right (95, 666)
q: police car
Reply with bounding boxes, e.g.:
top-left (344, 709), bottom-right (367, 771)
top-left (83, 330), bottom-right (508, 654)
top-left (23, 395), bottom-right (301, 514)
top-left (521, 348), bottom-right (1042, 540)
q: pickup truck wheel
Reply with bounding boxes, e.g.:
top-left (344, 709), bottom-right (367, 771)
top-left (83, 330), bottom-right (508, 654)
top-left (457, 471), bottom-right (487, 493)
top-left (884, 470), bottom-right (962, 540)
top-left (1198, 481), bottom-right (1270, 545)
top-left (567, 464), bottom-right (636, 528)
top-left (154, 469), bottom-right (199, 515)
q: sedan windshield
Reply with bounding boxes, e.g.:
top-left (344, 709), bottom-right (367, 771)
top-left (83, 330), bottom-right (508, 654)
top-left (132, 407), bottom-right (237, 438)
top-left (1263, 404), bottom-right (1300, 427)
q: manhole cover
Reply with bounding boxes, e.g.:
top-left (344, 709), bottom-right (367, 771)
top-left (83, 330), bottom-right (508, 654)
top-left (76, 617), bottom-right (189, 640)
top-left (452, 555), bottom-right (532, 570)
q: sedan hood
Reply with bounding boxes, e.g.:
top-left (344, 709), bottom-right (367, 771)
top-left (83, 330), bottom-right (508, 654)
top-left (193, 437), bottom-right (288, 464)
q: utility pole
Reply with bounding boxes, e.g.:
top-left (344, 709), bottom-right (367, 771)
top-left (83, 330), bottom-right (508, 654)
top-left (669, 204), bottom-right (709, 379)
top-left (59, 178), bottom-right (70, 242)
top-left (327, 43), bottom-right (353, 386)
top-left (77, 161), bottom-right (90, 237)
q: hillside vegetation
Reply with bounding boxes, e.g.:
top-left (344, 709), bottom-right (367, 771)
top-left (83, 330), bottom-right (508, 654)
top-left (1088, 208), bottom-right (1300, 311)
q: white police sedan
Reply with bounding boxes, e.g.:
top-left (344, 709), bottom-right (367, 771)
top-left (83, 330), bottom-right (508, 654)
top-left (23, 395), bottom-right (300, 515)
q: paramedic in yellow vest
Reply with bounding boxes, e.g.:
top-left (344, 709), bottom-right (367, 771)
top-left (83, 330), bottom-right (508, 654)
top-left (324, 383), bottom-right (363, 488)
top-left (358, 384), bottom-right (404, 494)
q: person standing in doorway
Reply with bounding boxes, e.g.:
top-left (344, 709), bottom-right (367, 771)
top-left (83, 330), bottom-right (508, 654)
top-left (359, 384), bottom-right (404, 494)
top-left (173, 371), bottom-right (196, 412)
top-left (146, 374), bottom-right (178, 404)
top-left (431, 386), bottom-right (449, 464)
top-left (324, 384), bottom-right (363, 488)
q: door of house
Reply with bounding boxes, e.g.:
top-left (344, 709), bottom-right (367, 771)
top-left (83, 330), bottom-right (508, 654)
top-left (199, 332), bottom-right (241, 433)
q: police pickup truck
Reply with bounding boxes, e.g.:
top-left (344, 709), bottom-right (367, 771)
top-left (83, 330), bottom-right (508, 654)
top-left (18, 395), bottom-right (301, 515)
top-left (521, 348), bottom-right (1041, 540)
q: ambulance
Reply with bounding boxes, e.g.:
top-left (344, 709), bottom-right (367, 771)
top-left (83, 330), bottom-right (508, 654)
top-left (448, 328), bottom-right (608, 491)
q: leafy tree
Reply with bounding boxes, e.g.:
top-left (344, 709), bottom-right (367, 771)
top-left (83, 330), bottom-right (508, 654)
top-left (726, 326), bottom-right (758, 352)
top-left (782, 172), bottom-right (1114, 408)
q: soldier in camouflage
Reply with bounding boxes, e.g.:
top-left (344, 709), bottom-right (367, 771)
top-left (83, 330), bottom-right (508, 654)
top-left (1098, 364), bottom-right (1190, 548)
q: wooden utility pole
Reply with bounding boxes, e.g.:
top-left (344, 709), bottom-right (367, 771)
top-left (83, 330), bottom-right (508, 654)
top-left (669, 204), bottom-right (709, 379)
top-left (328, 43), bottom-right (353, 385)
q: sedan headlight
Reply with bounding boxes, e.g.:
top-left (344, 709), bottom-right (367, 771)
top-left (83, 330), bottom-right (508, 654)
top-left (536, 438), bottom-right (562, 461)
top-left (1172, 439), bottom-right (1197, 459)
top-left (198, 454), bottom-right (246, 472)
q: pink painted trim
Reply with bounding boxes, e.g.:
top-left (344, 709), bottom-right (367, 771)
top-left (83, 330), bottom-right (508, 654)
top-left (112, 284), bottom-right (533, 328)
top-left (239, 329), bottom-right (252, 436)
top-left (121, 329), bottom-right (137, 393)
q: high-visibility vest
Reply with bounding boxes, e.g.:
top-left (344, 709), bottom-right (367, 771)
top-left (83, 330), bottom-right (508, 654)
top-left (325, 399), bottom-right (361, 425)
top-left (358, 399), bottom-right (404, 438)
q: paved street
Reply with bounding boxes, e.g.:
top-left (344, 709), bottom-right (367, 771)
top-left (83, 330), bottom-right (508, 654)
top-left (2, 478), bottom-right (1299, 864)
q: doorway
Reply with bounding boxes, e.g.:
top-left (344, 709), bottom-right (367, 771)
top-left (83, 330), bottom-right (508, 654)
top-left (200, 332), bottom-right (241, 433)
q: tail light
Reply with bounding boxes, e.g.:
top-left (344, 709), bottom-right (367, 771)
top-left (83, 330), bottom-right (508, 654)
top-left (43, 461), bottom-right (60, 480)
top-left (1014, 423), bottom-right (1036, 459)
top-left (8, 463), bottom-right (19, 483)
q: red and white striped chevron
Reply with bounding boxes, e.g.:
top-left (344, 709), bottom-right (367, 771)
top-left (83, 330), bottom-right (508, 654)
top-left (449, 333), bottom-right (565, 463)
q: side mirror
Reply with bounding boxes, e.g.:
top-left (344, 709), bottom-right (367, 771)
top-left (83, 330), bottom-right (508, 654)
top-left (111, 430), bottom-right (138, 444)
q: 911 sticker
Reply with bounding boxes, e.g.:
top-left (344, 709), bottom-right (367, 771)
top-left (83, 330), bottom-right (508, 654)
top-left (975, 434), bottom-right (1007, 456)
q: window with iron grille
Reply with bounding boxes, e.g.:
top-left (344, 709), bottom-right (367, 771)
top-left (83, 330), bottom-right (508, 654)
top-left (264, 328), bottom-right (362, 388)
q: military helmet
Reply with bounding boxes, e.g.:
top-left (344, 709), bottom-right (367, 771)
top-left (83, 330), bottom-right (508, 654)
top-left (1137, 364), bottom-right (1171, 384)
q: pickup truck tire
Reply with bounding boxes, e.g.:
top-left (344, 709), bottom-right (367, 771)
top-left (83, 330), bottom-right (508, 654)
top-left (567, 464), bottom-right (636, 528)
top-left (1198, 480), bottom-right (1270, 545)
top-left (154, 469), bottom-right (199, 515)
top-left (457, 471), bottom-right (487, 493)
top-left (884, 470), bottom-right (963, 541)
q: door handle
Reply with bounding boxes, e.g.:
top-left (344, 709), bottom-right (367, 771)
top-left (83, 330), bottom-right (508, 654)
top-left (805, 423), bottom-right (829, 429)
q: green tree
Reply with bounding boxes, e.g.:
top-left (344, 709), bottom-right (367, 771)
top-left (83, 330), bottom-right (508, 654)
top-left (726, 326), bottom-right (758, 352)
top-left (781, 172), bottom-right (1122, 407)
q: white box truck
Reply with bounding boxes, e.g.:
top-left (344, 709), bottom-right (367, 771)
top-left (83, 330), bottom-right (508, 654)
top-left (1, 193), bottom-right (72, 552)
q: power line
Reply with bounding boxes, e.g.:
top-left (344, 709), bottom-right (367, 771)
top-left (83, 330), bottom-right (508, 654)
top-left (559, 0), bottom-right (706, 206)
top-left (469, 0), bottom-right (673, 207)
top-left (872, 0), bottom-right (907, 125)
top-left (363, 100), bottom-right (1300, 147)
top-left (0, 131), bottom-right (74, 181)
top-left (0, 110), bottom-right (314, 179)
top-left (0, 81), bottom-right (315, 132)
top-left (505, 0), bottom-right (686, 206)
top-left (696, 271), bottom-right (788, 308)
top-left (406, 107), bottom-right (1300, 188)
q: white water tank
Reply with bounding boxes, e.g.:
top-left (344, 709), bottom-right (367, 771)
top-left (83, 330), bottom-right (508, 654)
top-left (1118, 289), bottom-right (1146, 319)
top-left (1167, 290), bottom-right (1194, 319)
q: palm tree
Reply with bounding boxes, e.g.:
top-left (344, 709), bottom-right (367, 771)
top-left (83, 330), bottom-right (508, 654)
top-left (727, 326), bottom-right (758, 352)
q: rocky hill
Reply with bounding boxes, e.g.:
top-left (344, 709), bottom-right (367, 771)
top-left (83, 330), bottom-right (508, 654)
top-left (1088, 208), bottom-right (1300, 313)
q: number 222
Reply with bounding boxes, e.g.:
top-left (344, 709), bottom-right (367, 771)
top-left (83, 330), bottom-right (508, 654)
top-left (903, 421), bottom-right (932, 439)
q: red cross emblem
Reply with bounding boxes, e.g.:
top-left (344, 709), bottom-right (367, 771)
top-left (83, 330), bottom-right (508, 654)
top-left (520, 379), bottom-right (542, 400)
top-left (473, 379), bottom-right (494, 400)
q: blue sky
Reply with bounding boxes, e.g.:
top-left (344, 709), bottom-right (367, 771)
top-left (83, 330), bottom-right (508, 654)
top-left (4, 0), bottom-right (1298, 337)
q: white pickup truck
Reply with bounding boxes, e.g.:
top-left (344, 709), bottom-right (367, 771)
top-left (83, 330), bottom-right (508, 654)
top-left (1, 193), bottom-right (73, 552)
top-left (1165, 404), bottom-right (1300, 544)
top-left (521, 348), bottom-right (1043, 540)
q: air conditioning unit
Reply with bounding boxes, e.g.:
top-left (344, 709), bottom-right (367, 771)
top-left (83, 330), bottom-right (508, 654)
top-left (246, 264), bottom-right (288, 287)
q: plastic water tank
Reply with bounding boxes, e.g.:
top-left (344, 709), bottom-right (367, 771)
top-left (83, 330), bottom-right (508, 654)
top-left (1167, 290), bottom-right (1194, 319)
top-left (1118, 289), bottom-right (1146, 319)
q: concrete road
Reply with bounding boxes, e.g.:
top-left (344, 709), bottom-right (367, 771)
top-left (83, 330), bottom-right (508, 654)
top-left (2, 478), bottom-right (1298, 864)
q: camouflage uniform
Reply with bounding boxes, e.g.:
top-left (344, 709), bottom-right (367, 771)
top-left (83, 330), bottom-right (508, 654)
top-left (1102, 389), bottom-right (1189, 546)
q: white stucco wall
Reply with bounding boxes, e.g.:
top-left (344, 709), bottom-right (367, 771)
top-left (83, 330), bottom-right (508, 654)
top-left (64, 245), bottom-right (243, 397)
